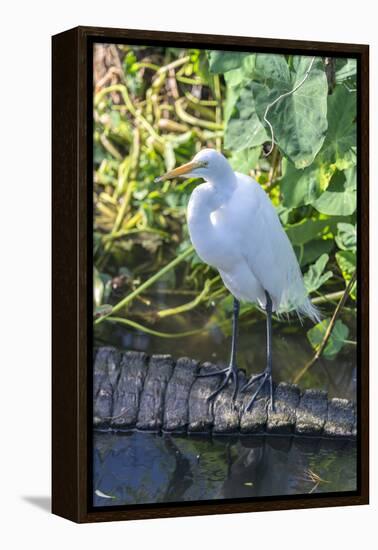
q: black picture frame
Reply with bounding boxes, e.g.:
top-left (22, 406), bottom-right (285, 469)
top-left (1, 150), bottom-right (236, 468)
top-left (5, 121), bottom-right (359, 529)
top-left (52, 26), bottom-right (369, 523)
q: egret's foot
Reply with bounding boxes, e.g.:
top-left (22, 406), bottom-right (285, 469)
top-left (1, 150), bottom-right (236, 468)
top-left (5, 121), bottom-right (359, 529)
top-left (197, 363), bottom-right (240, 403)
top-left (242, 370), bottom-right (274, 413)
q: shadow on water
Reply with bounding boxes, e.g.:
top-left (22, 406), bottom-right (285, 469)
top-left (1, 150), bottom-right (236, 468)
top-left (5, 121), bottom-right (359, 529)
top-left (93, 431), bottom-right (357, 507)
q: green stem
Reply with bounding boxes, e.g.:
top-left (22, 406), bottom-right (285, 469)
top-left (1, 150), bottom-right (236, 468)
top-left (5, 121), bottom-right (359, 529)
top-left (94, 246), bottom-right (194, 325)
top-left (98, 304), bottom-right (260, 338)
top-left (156, 55), bottom-right (190, 75)
top-left (134, 61), bottom-right (160, 71)
top-left (95, 84), bottom-right (164, 144)
top-left (206, 287), bottom-right (227, 301)
top-left (104, 317), bottom-right (205, 339)
top-left (100, 129), bottom-right (141, 266)
top-left (176, 76), bottom-right (205, 86)
top-left (144, 289), bottom-right (198, 296)
top-left (344, 340), bottom-right (357, 346)
top-left (157, 276), bottom-right (219, 318)
top-left (102, 227), bottom-right (170, 242)
top-left (311, 291), bottom-right (345, 305)
top-left (293, 271), bottom-right (356, 384)
top-left (175, 99), bottom-right (223, 130)
top-left (184, 91), bottom-right (217, 107)
top-left (99, 134), bottom-right (122, 160)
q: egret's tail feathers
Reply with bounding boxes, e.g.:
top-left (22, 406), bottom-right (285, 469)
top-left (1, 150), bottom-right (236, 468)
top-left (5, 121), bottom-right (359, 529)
top-left (297, 298), bottom-right (321, 324)
top-left (278, 281), bottom-right (321, 324)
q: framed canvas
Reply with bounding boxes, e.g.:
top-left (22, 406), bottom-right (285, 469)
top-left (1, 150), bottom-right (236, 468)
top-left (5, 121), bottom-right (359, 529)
top-left (52, 26), bottom-right (369, 523)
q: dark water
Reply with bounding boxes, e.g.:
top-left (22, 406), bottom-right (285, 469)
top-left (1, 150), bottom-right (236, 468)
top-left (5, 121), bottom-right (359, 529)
top-left (93, 431), bottom-right (357, 506)
top-left (94, 294), bottom-right (357, 507)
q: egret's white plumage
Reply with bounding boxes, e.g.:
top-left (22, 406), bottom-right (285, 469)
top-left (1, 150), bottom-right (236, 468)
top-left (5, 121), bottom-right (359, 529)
top-left (157, 147), bottom-right (319, 408)
top-left (182, 149), bottom-right (319, 321)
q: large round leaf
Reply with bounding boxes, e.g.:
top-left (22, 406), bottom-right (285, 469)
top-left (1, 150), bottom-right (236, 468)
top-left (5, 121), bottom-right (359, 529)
top-left (295, 238), bottom-right (334, 267)
top-left (252, 55), bottom-right (328, 168)
top-left (224, 83), bottom-right (268, 150)
top-left (335, 58), bottom-right (357, 83)
top-left (224, 54), bottom-right (328, 167)
top-left (313, 170), bottom-right (356, 216)
top-left (229, 147), bottom-right (261, 175)
top-left (285, 219), bottom-right (336, 246)
top-left (207, 50), bottom-right (251, 74)
top-left (320, 85), bottom-right (357, 170)
top-left (280, 158), bottom-right (331, 208)
top-left (307, 319), bottom-right (349, 360)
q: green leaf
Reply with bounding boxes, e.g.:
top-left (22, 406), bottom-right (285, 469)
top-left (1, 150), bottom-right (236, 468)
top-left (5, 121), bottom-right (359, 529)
top-left (335, 222), bottom-right (356, 251)
top-left (286, 219), bottom-right (335, 246)
top-left (320, 85), bottom-right (357, 170)
top-left (344, 165), bottom-right (357, 190)
top-left (280, 158), bottom-right (329, 208)
top-left (223, 70), bottom-right (245, 127)
top-left (312, 170), bottom-right (356, 216)
top-left (336, 249), bottom-right (357, 300)
top-left (304, 254), bottom-right (333, 293)
top-left (252, 55), bottom-right (328, 168)
top-left (224, 82), bottom-right (268, 150)
top-left (229, 147), bottom-right (261, 174)
top-left (307, 319), bottom-right (349, 359)
top-left (335, 58), bottom-right (357, 83)
top-left (276, 204), bottom-right (292, 225)
top-left (241, 54), bottom-right (257, 77)
top-left (279, 84), bottom-right (356, 202)
top-left (254, 53), bottom-right (291, 82)
top-left (224, 67), bottom-right (246, 88)
top-left (224, 54), bottom-right (328, 162)
top-left (296, 238), bottom-right (334, 267)
top-left (207, 50), bottom-right (250, 73)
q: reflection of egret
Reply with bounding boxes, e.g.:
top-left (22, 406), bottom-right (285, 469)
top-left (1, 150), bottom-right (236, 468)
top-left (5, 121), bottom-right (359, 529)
top-left (156, 149), bottom-right (319, 410)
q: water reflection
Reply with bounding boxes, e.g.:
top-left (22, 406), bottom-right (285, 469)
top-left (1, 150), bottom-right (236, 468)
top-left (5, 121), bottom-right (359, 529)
top-left (93, 431), bottom-right (357, 506)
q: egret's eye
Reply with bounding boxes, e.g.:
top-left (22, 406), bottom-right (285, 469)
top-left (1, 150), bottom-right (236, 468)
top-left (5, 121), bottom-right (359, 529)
top-left (200, 161), bottom-right (209, 168)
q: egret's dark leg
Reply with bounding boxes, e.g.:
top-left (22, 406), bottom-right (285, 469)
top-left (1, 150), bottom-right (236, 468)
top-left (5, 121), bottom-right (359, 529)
top-left (197, 297), bottom-right (240, 402)
top-left (242, 291), bottom-right (275, 412)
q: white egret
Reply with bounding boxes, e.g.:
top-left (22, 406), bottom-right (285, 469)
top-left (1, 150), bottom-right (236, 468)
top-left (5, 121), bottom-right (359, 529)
top-left (156, 148), bottom-right (319, 411)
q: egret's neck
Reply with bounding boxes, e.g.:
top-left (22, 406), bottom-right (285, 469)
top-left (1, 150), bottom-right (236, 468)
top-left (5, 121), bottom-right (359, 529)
top-left (206, 164), bottom-right (237, 195)
top-left (187, 173), bottom-right (237, 236)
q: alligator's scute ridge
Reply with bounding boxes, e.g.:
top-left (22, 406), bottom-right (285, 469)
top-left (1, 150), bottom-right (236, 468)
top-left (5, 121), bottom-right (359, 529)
top-left (92, 348), bottom-right (357, 438)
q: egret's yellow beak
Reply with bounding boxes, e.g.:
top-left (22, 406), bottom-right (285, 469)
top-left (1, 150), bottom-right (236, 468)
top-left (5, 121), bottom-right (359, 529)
top-left (154, 161), bottom-right (204, 183)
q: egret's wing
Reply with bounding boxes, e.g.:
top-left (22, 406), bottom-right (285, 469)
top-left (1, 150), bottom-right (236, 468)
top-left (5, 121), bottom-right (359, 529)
top-left (233, 173), bottom-right (306, 311)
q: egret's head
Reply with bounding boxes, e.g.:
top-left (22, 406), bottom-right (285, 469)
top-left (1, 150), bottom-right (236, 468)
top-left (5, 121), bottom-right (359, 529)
top-left (155, 148), bottom-right (232, 183)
